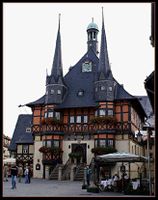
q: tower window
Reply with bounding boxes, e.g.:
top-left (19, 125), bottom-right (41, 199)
top-left (51, 89), bottom-right (54, 94)
top-left (109, 87), bottom-right (113, 91)
top-left (101, 86), bottom-right (106, 91)
top-left (46, 91), bottom-right (48, 95)
top-left (57, 90), bottom-right (61, 95)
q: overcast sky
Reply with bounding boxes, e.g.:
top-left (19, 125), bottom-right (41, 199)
top-left (3, 3), bottom-right (154, 138)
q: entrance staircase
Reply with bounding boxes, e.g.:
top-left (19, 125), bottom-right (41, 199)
top-left (49, 164), bottom-right (59, 180)
top-left (74, 163), bottom-right (85, 181)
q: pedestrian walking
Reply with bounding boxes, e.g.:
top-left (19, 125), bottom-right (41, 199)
top-left (86, 165), bottom-right (91, 186)
top-left (24, 166), bottom-right (29, 183)
top-left (28, 166), bottom-right (31, 183)
top-left (18, 164), bottom-right (23, 183)
top-left (10, 164), bottom-right (18, 189)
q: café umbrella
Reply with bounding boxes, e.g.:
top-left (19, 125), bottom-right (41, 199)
top-left (96, 152), bottom-right (148, 163)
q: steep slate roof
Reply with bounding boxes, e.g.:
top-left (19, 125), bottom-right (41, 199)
top-left (8, 115), bottom-right (33, 151)
top-left (26, 95), bottom-right (45, 107)
top-left (25, 14), bottom-right (146, 119)
top-left (56, 48), bottom-right (99, 109)
top-left (136, 96), bottom-right (153, 117)
top-left (144, 71), bottom-right (154, 111)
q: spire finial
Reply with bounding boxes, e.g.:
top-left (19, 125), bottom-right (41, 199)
top-left (58, 13), bottom-right (61, 30)
top-left (102, 7), bottom-right (104, 23)
top-left (92, 17), bottom-right (94, 23)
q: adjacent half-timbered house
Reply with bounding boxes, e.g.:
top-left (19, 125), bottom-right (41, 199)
top-left (8, 115), bottom-right (34, 173)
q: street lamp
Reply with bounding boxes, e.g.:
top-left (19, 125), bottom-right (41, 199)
top-left (143, 122), bottom-right (153, 196)
top-left (136, 130), bottom-right (143, 143)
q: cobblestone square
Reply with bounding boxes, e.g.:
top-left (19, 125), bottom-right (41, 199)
top-left (3, 178), bottom-right (149, 197)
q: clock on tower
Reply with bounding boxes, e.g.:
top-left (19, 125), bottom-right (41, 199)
top-left (82, 61), bottom-right (92, 72)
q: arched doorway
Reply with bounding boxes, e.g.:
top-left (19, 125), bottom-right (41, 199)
top-left (72, 143), bottom-right (87, 164)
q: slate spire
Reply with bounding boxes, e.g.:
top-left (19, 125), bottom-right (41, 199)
top-left (98, 7), bottom-right (112, 80)
top-left (45, 14), bottom-right (67, 105)
top-left (50, 14), bottom-right (63, 83)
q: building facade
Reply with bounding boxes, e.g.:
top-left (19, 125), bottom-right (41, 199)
top-left (23, 12), bottom-right (149, 179)
top-left (3, 135), bottom-right (11, 159)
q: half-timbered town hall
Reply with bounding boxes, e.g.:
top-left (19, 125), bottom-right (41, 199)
top-left (10, 10), bottom-right (151, 180)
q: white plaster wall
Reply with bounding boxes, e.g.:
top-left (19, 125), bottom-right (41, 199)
top-left (115, 140), bottom-right (129, 153)
top-left (33, 141), bottom-right (43, 178)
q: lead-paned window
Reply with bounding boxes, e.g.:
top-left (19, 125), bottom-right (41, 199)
top-left (47, 140), bottom-right (51, 147)
top-left (100, 140), bottom-right (106, 147)
top-left (48, 112), bottom-right (53, 118)
top-left (99, 109), bottom-right (106, 116)
top-left (107, 139), bottom-right (113, 147)
top-left (55, 112), bottom-right (60, 120)
top-left (44, 112), bottom-right (47, 118)
top-left (76, 116), bottom-right (82, 123)
top-left (53, 140), bottom-right (59, 147)
top-left (23, 145), bottom-right (28, 154)
top-left (108, 110), bottom-right (113, 116)
top-left (83, 116), bottom-right (88, 123)
top-left (70, 116), bottom-right (75, 123)
top-left (43, 141), bottom-right (46, 146)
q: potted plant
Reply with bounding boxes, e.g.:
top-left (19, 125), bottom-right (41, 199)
top-left (91, 146), bottom-right (117, 156)
top-left (90, 116), bottom-right (116, 125)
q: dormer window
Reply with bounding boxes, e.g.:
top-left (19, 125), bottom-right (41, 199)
top-left (57, 90), bottom-right (61, 95)
top-left (78, 90), bottom-right (84, 96)
top-left (26, 128), bottom-right (31, 133)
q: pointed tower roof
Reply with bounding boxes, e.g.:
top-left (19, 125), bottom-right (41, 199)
top-left (50, 14), bottom-right (63, 83)
top-left (98, 7), bottom-right (113, 80)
